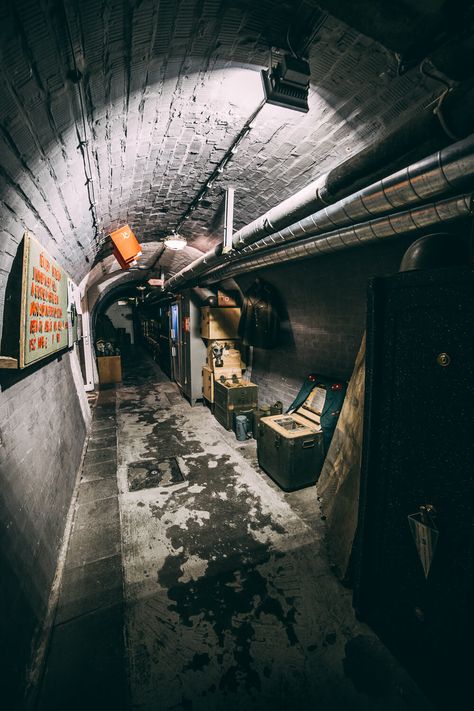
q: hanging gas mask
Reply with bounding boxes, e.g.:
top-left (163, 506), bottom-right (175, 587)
top-left (211, 341), bottom-right (225, 367)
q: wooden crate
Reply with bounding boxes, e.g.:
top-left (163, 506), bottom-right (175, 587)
top-left (200, 307), bottom-right (240, 339)
top-left (202, 365), bottom-right (214, 403)
top-left (203, 365), bottom-right (243, 403)
top-left (214, 379), bottom-right (258, 411)
top-left (97, 355), bottom-right (122, 385)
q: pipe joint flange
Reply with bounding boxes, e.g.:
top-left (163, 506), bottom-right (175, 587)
top-left (317, 184), bottom-right (332, 206)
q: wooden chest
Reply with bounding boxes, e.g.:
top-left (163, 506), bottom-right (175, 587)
top-left (200, 307), bottom-right (240, 340)
top-left (97, 355), bottom-right (122, 385)
top-left (203, 366), bottom-right (243, 404)
top-left (257, 386), bottom-right (326, 491)
top-left (214, 379), bottom-right (258, 430)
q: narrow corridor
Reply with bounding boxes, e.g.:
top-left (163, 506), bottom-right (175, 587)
top-left (36, 349), bottom-right (431, 711)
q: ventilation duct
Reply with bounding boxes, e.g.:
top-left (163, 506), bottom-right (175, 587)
top-left (204, 193), bottom-right (472, 283)
top-left (164, 81), bottom-right (474, 294)
top-left (165, 133), bottom-right (474, 292)
top-left (234, 134), bottom-right (474, 257)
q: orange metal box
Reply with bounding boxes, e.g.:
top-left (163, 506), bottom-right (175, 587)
top-left (110, 225), bottom-right (141, 264)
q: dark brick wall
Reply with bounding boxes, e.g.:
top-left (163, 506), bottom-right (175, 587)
top-left (236, 237), bottom-right (414, 410)
top-left (0, 352), bottom-right (87, 706)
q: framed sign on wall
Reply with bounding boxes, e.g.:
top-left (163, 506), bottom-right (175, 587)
top-left (19, 231), bottom-right (70, 368)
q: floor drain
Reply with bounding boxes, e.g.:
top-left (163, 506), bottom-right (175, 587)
top-left (128, 457), bottom-right (184, 491)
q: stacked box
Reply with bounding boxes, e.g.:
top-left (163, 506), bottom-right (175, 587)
top-left (214, 379), bottom-right (258, 430)
top-left (200, 307), bottom-right (240, 339)
top-left (202, 365), bottom-right (214, 403)
top-left (202, 365), bottom-right (244, 405)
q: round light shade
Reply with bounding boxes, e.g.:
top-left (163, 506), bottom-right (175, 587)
top-left (164, 234), bottom-right (187, 250)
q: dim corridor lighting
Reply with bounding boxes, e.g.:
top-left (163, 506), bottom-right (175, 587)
top-left (163, 233), bottom-right (187, 250)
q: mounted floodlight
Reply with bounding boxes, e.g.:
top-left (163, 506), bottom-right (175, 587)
top-left (261, 54), bottom-right (310, 113)
top-left (136, 284), bottom-right (147, 291)
top-left (163, 233), bottom-right (187, 250)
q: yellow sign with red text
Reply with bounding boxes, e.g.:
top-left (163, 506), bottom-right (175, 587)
top-left (19, 232), bottom-right (70, 368)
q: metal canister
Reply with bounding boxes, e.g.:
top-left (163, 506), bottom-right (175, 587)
top-left (270, 401), bottom-right (283, 415)
top-left (235, 415), bottom-right (248, 441)
top-left (253, 404), bottom-right (271, 439)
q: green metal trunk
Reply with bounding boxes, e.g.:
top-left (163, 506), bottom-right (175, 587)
top-left (257, 420), bottom-right (325, 491)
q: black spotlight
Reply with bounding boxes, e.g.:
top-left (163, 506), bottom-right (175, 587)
top-left (261, 54), bottom-right (310, 113)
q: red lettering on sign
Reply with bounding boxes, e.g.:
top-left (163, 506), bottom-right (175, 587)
top-left (40, 253), bottom-right (50, 272)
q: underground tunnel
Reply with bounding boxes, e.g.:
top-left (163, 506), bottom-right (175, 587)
top-left (0, 1), bottom-right (473, 710)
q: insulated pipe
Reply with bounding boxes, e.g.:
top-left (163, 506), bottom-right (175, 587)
top-left (324, 80), bottom-right (474, 199)
top-left (203, 193), bottom-right (473, 283)
top-left (191, 287), bottom-right (217, 306)
top-left (164, 82), bottom-right (474, 293)
top-left (167, 134), bottom-right (474, 290)
top-left (234, 133), bottom-right (474, 256)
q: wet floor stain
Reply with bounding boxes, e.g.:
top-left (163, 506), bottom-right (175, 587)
top-left (117, 350), bottom-right (434, 711)
top-left (128, 458), bottom-right (185, 491)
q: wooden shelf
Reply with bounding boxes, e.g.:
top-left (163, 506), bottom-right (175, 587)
top-left (0, 356), bottom-right (19, 369)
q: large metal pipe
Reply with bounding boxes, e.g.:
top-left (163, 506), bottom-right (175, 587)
top-left (165, 83), bottom-right (474, 293)
top-left (167, 134), bottom-right (474, 290)
top-left (322, 80), bottom-right (474, 199)
top-left (203, 193), bottom-right (473, 282)
top-left (234, 133), bottom-right (474, 256)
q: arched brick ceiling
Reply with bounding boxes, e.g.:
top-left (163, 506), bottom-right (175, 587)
top-left (0, 0), bottom-right (442, 307)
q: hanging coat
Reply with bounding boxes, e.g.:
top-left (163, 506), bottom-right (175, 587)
top-left (238, 278), bottom-right (280, 348)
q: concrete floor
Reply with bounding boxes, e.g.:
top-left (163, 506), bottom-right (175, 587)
top-left (37, 348), bottom-right (433, 711)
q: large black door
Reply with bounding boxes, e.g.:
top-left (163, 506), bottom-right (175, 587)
top-left (354, 267), bottom-right (474, 708)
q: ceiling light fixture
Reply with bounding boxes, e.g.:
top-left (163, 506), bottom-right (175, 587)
top-left (261, 53), bottom-right (310, 113)
top-left (163, 233), bottom-right (187, 250)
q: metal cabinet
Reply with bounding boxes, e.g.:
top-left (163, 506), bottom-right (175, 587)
top-left (170, 292), bottom-right (207, 406)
